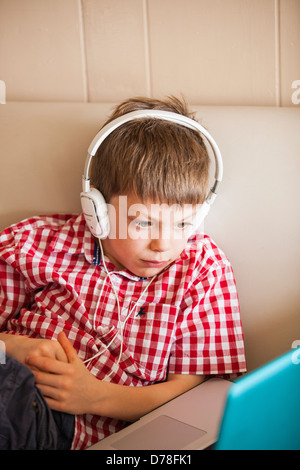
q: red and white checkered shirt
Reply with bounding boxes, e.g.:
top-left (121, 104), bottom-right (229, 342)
top-left (0, 213), bottom-right (246, 449)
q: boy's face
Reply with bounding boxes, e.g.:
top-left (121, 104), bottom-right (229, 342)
top-left (101, 193), bottom-right (198, 278)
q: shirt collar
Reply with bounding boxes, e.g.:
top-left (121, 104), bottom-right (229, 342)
top-left (92, 242), bottom-right (149, 281)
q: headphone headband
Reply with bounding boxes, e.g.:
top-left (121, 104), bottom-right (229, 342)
top-left (81, 109), bottom-right (223, 238)
top-left (82, 109), bottom-right (223, 193)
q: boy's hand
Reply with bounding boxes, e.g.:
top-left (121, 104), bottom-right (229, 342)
top-left (25, 333), bottom-right (205, 422)
top-left (26, 332), bottom-right (99, 415)
top-left (0, 333), bottom-right (68, 368)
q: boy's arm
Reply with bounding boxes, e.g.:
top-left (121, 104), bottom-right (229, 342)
top-left (27, 332), bottom-right (204, 421)
top-left (93, 371), bottom-right (204, 422)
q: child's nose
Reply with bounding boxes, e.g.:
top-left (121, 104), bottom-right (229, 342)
top-left (150, 229), bottom-right (172, 252)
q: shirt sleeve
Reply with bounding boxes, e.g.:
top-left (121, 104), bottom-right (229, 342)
top-left (0, 226), bottom-right (31, 332)
top-left (168, 261), bottom-right (247, 377)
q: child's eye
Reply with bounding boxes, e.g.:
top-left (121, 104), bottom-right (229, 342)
top-left (135, 220), bottom-right (152, 229)
top-left (176, 222), bottom-right (192, 230)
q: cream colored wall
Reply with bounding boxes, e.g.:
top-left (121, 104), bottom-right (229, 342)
top-left (0, 0), bottom-right (300, 106)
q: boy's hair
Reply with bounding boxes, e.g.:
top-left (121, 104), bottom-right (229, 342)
top-left (90, 96), bottom-right (210, 205)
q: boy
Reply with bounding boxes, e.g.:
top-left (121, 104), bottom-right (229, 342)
top-left (0, 96), bottom-right (246, 450)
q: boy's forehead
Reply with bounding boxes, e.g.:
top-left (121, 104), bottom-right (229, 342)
top-left (110, 194), bottom-right (198, 219)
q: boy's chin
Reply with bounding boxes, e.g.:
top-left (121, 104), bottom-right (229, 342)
top-left (129, 262), bottom-right (170, 279)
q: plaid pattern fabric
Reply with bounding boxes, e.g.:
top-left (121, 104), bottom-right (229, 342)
top-left (0, 213), bottom-right (246, 449)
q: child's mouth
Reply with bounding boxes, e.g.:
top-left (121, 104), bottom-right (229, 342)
top-left (141, 259), bottom-right (168, 268)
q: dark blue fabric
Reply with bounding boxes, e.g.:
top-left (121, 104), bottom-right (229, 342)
top-left (0, 355), bottom-right (74, 450)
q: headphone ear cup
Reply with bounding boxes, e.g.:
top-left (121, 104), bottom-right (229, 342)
top-left (80, 187), bottom-right (110, 239)
top-left (192, 201), bottom-right (211, 234)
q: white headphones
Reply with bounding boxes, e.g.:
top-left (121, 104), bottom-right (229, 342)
top-left (80, 109), bottom-right (223, 238)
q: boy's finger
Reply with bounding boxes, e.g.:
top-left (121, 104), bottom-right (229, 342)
top-left (26, 355), bottom-right (66, 374)
top-left (57, 331), bottom-right (78, 363)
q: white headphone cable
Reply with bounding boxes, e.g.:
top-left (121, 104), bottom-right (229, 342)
top-left (83, 239), bottom-right (157, 377)
top-left (84, 239), bottom-right (121, 367)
